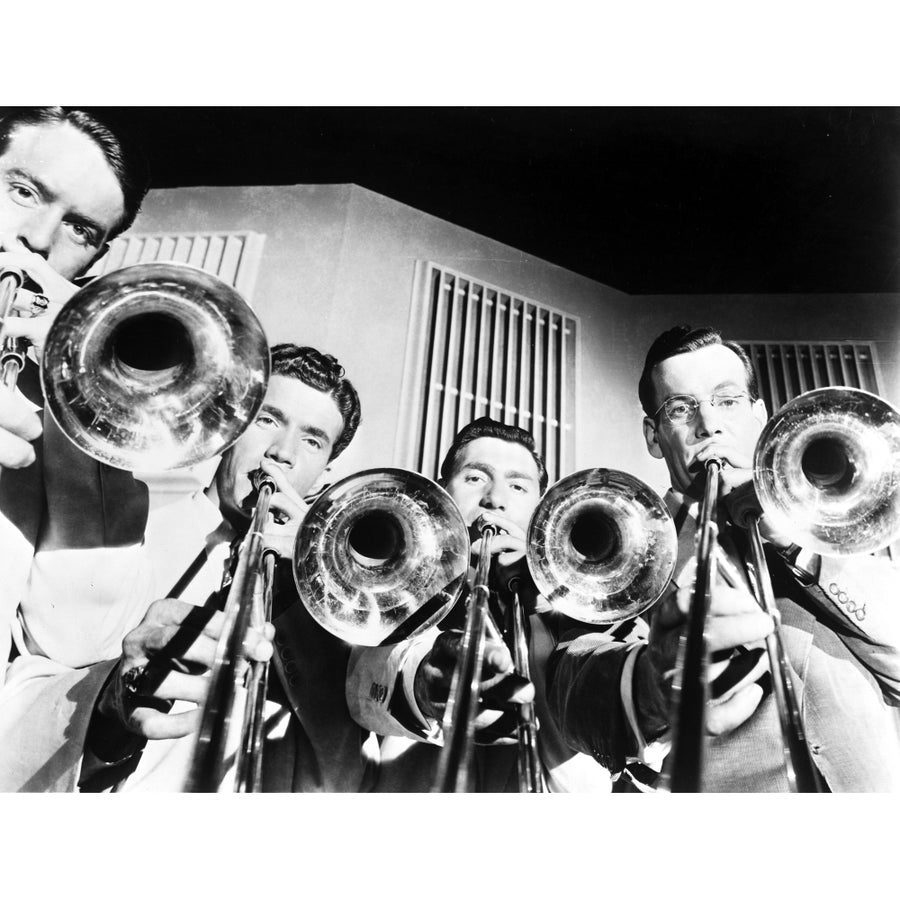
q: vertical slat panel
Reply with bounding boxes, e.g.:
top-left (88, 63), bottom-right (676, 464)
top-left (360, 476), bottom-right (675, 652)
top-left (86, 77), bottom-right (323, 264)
top-left (835, 343), bottom-right (851, 386)
top-left (472, 286), bottom-right (489, 420)
top-left (438, 274), bottom-right (464, 473)
top-left (218, 235), bottom-right (245, 286)
top-left (503, 295), bottom-right (517, 426)
top-left (456, 279), bottom-right (476, 433)
top-left (202, 234), bottom-right (225, 275)
top-left (138, 236), bottom-right (160, 263)
top-left (121, 237), bottom-right (145, 267)
top-left (777, 345), bottom-right (795, 401)
top-left (173, 235), bottom-right (193, 264)
top-left (487, 289), bottom-right (503, 419)
top-left (555, 316), bottom-right (566, 477)
top-left (823, 344), bottom-right (839, 385)
top-left (810, 345), bottom-right (825, 389)
top-left (545, 313), bottom-right (559, 479)
top-left (531, 305), bottom-right (544, 459)
top-left (187, 236), bottom-right (208, 269)
top-left (516, 301), bottom-right (531, 432)
top-left (793, 344), bottom-right (809, 394)
top-left (763, 345), bottom-right (782, 412)
top-left (405, 262), bottom-right (580, 485)
top-left (418, 268), bottom-right (450, 478)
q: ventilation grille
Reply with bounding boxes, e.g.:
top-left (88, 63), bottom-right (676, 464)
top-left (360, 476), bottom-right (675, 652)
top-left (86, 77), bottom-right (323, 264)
top-left (740, 341), bottom-right (880, 414)
top-left (399, 262), bottom-right (578, 484)
top-left (86, 230), bottom-right (266, 299)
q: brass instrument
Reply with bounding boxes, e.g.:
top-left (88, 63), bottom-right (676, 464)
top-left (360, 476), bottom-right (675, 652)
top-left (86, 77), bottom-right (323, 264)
top-left (294, 469), bottom-right (470, 646)
top-left (185, 468), bottom-right (471, 791)
top-left (41, 262), bottom-right (270, 472)
top-left (0, 267), bottom-right (26, 389)
top-left (666, 387), bottom-right (900, 792)
top-left (526, 468), bottom-right (678, 625)
top-left (508, 573), bottom-right (542, 793)
top-left (434, 520), bottom-right (497, 793)
top-left (185, 472), bottom-right (277, 793)
top-left (666, 458), bottom-right (721, 793)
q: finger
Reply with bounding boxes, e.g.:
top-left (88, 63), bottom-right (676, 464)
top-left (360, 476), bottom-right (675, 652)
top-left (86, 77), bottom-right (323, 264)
top-left (0, 429), bottom-right (35, 468)
top-left (142, 598), bottom-right (225, 636)
top-left (706, 610), bottom-right (774, 653)
top-left (677, 583), bottom-right (760, 618)
top-left (0, 390), bottom-right (42, 441)
top-left (481, 639), bottom-right (513, 677)
top-left (705, 683), bottom-right (765, 736)
top-left (124, 624), bottom-right (221, 669)
top-left (474, 511), bottom-right (525, 539)
top-left (141, 670), bottom-right (209, 705)
top-left (130, 706), bottom-right (202, 741)
top-left (480, 672), bottom-right (535, 707)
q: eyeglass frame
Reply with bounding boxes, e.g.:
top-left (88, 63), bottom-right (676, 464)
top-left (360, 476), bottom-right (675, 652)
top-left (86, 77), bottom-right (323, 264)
top-left (652, 390), bottom-right (752, 425)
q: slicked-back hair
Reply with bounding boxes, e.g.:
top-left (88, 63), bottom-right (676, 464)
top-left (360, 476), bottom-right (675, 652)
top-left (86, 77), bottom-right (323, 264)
top-left (270, 343), bottom-right (361, 460)
top-left (439, 416), bottom-right (548, 493)
top-left (638, 325), bottom-right (760, 418)
top-left (0, 107), bottom-right (150, 239)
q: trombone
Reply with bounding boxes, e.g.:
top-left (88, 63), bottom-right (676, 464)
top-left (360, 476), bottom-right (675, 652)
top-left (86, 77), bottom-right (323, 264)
top-left (184, 471), bottom-right (277, 793)
top-left (185, 468), bottom-right (471, 791)
top-left (435, 468), bottom-right (678, 793)
top-left (0, 267), bottom-right (27, 389)
top-left (666, 386), bottom-right (900, 792)
top-left (1, 261), bottom-right (270, 472)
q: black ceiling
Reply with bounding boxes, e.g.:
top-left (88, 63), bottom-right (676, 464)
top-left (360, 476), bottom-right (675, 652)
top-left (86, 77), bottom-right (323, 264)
top-left (82, 107), bottom-right (900, 295)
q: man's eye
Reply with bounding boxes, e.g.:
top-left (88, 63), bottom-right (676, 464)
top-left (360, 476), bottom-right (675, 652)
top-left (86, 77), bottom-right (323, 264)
top-left (255, 414), bottom-right (277, 427)
top-left (464, 474), bottom-right (485, 484)
top-left (9, 183), bottom-right (37, 206)
top-left (668, 402), bottom-right (690, 417)
top-left (303, 438), bottom-right (323, 451)
top-left (716, 396), bottom-right (741, 409)
top-left (66, 221), bottom-right (97, 247)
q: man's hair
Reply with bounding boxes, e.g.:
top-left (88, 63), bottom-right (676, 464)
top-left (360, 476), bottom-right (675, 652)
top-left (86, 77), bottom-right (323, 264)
top-left (270, 343), bottom-right (361, 460)
top-left (0, 107), bottom-right (150, 239)
top-left (439, 416), bottom-right (548, 492)
top-left (638, 325), bottom-right (760, 418)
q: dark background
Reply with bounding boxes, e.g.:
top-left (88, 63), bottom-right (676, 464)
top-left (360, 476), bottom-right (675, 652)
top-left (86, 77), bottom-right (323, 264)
top-left (81, 107), bottom-right (900, 295)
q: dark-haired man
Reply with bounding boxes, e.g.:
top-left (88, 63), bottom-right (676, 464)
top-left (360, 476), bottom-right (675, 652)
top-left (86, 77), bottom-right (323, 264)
top-left (0, 106), bottom-right (151, 672)
top-left (0, 344), bottom-right (371, 792)
top-left (546, 325), bottom-right (900, 791)
top-left (347, 416), bottom-right (625, 791)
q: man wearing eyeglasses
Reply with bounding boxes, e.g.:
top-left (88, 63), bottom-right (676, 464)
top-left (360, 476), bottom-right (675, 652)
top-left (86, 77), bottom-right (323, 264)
top-left (546, 325), bottom-right (900, 791)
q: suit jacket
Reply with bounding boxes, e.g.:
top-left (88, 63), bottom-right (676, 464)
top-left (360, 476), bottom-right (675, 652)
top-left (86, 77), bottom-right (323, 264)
top-left (545, 489), bottom-right (900, 792)
top-left (346, 585), bottom-right (640, 792)
top-left (0, 490), bottom-right (372, 792)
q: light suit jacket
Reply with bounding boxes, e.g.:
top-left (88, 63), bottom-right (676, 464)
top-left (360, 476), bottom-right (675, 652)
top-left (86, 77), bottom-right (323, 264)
top-left (0, 486), bottom-right (372, 792)
top-left (546, 490), bottom-right (900, 792)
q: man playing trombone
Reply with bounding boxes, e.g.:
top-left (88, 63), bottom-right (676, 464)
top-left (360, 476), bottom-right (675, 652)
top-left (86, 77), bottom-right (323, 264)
top-left (347, 416), bottom-right (628, 791)
top-left (546, 325), bottom-right (900, 791)
top-left (0, 343), bottom-right (369, 792)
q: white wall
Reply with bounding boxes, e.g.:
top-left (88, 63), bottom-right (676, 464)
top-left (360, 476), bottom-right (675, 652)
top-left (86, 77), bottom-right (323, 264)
top-left (129, 183), bottom-right (900, 500)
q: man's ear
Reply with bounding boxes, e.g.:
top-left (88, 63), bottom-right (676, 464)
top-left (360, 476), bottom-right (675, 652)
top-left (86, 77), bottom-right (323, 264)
top-left (751, 397), bottom-right (768, 430)
top-left (643, 416), bottom-right (664, 460)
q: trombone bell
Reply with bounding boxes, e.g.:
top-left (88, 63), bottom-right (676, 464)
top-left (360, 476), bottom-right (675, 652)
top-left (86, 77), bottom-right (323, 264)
top-left (293, 469), bottom-right (470, 646)
top-left (41, 262), bottom-right (270, 472)
top-left (754, 387), bottom-right (900, 556)
top-left (527, 468), bottom-right (677, 625)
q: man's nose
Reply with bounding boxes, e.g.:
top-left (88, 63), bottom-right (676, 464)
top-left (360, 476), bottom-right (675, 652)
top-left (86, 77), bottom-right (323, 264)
top-left (17, 210), bottom-right (58, 259)
top-left (479, 483), bottom-right (508, 511)
top-left (265, 436), bottom-right (296, 468)
top-left (693, 399), bottom-right (725, 438)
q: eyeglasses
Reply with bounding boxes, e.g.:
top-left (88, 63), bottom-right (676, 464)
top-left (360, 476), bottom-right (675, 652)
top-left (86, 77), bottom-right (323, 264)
top-left (653, 391), bottom-right (750, 425)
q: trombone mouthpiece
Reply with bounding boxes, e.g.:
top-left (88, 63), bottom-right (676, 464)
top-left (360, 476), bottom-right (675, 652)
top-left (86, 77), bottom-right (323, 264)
top-left (251, 469), bottom-right (277, 493)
